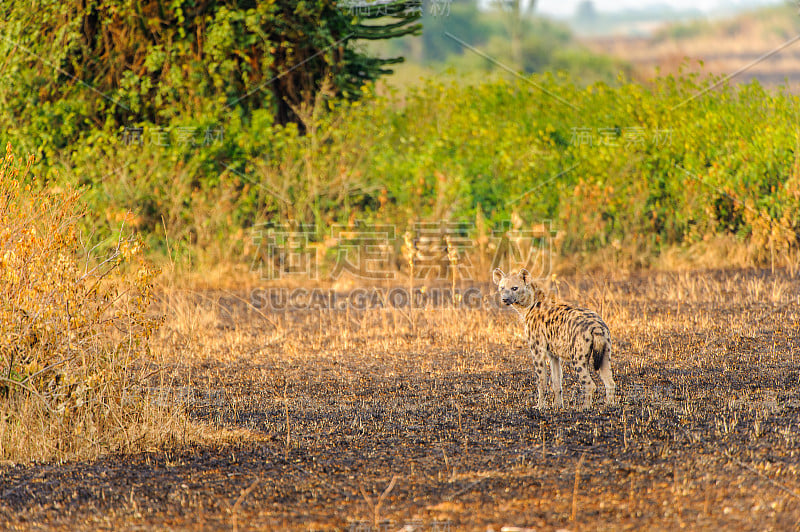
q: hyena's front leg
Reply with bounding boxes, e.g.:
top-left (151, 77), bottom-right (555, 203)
top-left (548, 353), bottom-right (564, 409)
top-left (530, 342), bottom-right (549, 409)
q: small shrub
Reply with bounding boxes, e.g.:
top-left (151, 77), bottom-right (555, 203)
top-left (0, 144), bottom-right (165, 462)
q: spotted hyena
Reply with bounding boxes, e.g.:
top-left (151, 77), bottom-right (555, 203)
top-left (492, 268), bottom-right (616, 410)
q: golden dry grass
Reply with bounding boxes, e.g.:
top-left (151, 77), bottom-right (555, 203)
top-left (0, 144), bottom-right (186, 465)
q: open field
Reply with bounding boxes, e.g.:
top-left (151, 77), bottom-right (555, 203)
top-left (586, 6), bottom-right (800, 90)
top-left (1, 268), bottom-right (800, 530)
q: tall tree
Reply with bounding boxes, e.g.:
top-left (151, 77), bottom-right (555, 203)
top-left (0, 0), bottom-right (422, 153)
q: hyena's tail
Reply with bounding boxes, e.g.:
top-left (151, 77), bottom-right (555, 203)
top-left (591, 333), bottom-right (609, 371)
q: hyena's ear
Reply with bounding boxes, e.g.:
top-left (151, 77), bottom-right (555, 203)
top-left (519, 268), bottom-right (530, 284)
top-left (492, 268), bottom-right (505, 285)
top-left (531, 282), bottom-right (546, 302)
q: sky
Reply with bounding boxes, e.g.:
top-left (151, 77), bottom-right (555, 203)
top-left (535, 0), bottom-right (787, 18)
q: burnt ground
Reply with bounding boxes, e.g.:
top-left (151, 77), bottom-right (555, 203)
top-left (1, 269), bottom-right (800, 531)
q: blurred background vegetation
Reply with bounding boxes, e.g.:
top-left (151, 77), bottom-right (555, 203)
top-left (1, 0), bottom-right (798, 276)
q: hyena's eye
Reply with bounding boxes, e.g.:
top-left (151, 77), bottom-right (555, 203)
top-left (512, 286), bottom-right (518, 291)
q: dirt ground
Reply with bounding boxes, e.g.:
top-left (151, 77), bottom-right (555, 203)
top-left (1, 269), bottom-right (799, 531)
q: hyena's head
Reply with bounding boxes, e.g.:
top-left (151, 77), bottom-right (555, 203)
top-left (492, 268), bottom-right (549, 308)
top-left (492, 268), bottom-right (534, 307)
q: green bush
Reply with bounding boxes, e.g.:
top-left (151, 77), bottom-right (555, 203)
top-left (8, 63), bottom-right (800, 270)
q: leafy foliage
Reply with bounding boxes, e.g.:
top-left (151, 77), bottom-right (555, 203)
top-left (48, 70), bottom-right (800, 270)
top-left (1, 0), bottom-right (797, 271)
top-left (0, 0), bottom-right (421, 160)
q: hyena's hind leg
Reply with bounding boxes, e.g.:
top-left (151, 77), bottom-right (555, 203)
top-left (575, 359), bottom-right (597, 410)
top-left (575, 334), bottom-right (598, 410)
top-left (593, 335), bottom-right (617, 406)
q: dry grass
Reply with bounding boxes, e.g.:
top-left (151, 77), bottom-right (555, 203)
top-left (1, 267), bottom-right (798, 529)
top-left (0, 144), bottom-right (186, 465)
top-left (0, 144), bottom-right (251, 467)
